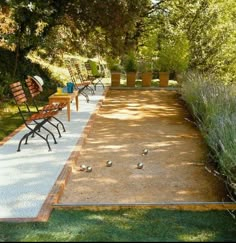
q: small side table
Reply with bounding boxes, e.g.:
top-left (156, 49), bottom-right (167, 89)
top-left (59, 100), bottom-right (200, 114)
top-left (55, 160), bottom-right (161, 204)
top-left (48, 90), bottom-right (79, 121)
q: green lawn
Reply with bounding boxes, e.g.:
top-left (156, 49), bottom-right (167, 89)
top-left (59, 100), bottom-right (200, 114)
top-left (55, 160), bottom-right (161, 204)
top-left (0, 208), bottom-right (235, 242)
top-left (0, 105), bottom-right (23, 141)
top-left (0, 102), bottom-right (44, 141)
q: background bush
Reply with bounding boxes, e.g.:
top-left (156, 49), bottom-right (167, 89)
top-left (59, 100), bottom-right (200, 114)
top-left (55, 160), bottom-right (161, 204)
top-left (180, 71), bottom-right (236, 200)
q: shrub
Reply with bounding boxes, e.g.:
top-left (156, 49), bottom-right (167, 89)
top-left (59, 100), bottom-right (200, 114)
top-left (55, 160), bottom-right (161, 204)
top-left (123, 52), bottom-right (138, 72)
top-left (0, 47), bottom-right (59, 101)
top-left (180, 71), bottom-right (236, 199)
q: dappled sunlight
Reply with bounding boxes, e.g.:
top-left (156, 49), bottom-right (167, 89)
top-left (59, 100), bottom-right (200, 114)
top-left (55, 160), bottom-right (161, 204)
top-left (165, 133), bottom-right (199, 139)
top-left (129, 174), bottom-right (145, 179)
top-left (179, 231), bottom-right (216, 242)
top-left (99, 90), bottom-right (184, 122)
top-left (73, 177), bottom-right (118, 185)
top-left (98, 144), bottom-right (126, 150)
top-left (100, 102), bottom-right (181, 121)
top-left (179, 151), bottom-right (195, 155)
top-left (87, 215), bottom-right (105, 221)
top-left (154, 140), bottom-right (181, 149)
top-left (127, 103), bottom-right (140, 107)
top-left (167, 161), bottom-right (204, 169)
top-left (101, 110), bottom-right (142, 120)
top-left (181, 161), bottom-right (204, 166)
top-left (176, 190), bottom-right (200, 195)
top-left (143, 104), bottom-right (165, 109)
top-left (60, 89), bottom-right (228, 206)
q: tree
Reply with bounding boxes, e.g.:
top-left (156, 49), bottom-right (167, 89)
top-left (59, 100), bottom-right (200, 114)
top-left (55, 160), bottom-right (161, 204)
top-left (69, 0), bottom-right (153, 56)
top-left (1, 0), bottom-right (67, 76)
top-left (144, 0), bottom-right (236, 82)
top-left (2, 0), bottom-right (154, 76)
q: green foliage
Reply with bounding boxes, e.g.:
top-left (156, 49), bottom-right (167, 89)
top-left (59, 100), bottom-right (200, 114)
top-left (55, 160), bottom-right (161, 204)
top-left (0, 208), bottom-right (235, 241)
top-left (172, 34), bottom-right (190, 73)
top-left (0, 105), bottom-right (23, 140)
top-left (0, 47), bottom-right (33, 97)
top-left (0, 47), bottom-right (59, 100)
top-left (150, 0), bottom-right (236, 82)
top-left (88, 60), bottom-right (100, 76)
top-left (3, 1), bottom-right (60, 53)
top-left (180, 0), bottom-right (236, 80)
top-left (154, 33), bottom-right (190, 73)
top-left (2, 0), bottom-right (152, 60)
top-left (123, 52), bottom-right (138, 72)
top-left (74, 0), bottom-right (152, 56)
top-left (138, 30), bottom-right (159, 59)
top-left (106, 56), bottom-right (123, 72)
top-left (2, 0), bottom-right (236, 85)
top-left (137, 58), bottom-right (153, 73)
top-left (109, 64), bottom-right (123, 72)
top-left (180, 71), bottom-right (236, 197)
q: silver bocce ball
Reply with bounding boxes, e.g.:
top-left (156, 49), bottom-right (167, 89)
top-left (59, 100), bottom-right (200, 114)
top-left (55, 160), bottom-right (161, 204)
top-left (137, 162), bottom-right (144, 169)
top-left (106, 160), bottom-right (113, 167)
top-left (86, 166), bottom-right (92, 172)
top-left (80, 164), bottom-right (87, 171)
top-left (142, 149), bottom-right (148, 155)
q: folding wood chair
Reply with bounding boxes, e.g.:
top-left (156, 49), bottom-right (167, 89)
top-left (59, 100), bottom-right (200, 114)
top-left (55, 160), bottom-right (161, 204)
top-left (84, 60), bottom-right (105, 90)
top-left (72, 60), bottom-right (95, 95)
top-left (65, 60), bottom-right (90, 103)
top-left (25, 76), bottom-right (66, 137)
top-left (10, 81), bottom-right (59, 152)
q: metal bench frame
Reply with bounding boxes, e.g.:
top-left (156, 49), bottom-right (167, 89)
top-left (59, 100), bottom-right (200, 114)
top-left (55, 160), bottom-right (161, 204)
top-left (84, 61), bottom-right (105, 90)
top-left (10, 81), bottom-right (59, 152)
top-left (66, 61), bottom-right (90, 103)
top-left (25, 76), bottom-right (66, 138)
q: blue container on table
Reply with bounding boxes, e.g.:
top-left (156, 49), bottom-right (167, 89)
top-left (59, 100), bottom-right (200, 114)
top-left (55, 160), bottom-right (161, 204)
top-left (67, 82), bottom-right (74, 93)
top-left (62, 86), bottom-right (67, 93)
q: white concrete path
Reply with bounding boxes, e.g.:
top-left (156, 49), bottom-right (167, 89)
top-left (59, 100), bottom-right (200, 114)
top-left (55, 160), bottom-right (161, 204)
top-left (0, 86), bottom-right (105, 219)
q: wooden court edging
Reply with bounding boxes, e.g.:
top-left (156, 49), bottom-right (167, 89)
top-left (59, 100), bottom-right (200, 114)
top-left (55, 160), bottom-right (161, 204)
top-left (52, 202), bottom-right (236, 211)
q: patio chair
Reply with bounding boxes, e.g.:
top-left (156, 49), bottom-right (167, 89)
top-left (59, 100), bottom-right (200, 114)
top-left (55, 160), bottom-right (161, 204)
top-left (65, 60), bottom-right (90, 103)
top-left (84, 60), bottom-right (105, 90)
top-left (25, 76), bottom-right (66, 137)
top-left (10, 81), bottom-right (59, 152)
top-left (71, 60), bottom-right (95, 95)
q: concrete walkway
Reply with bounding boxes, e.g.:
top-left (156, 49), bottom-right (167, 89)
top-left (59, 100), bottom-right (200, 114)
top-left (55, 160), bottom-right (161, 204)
top-left (0, 86), bottom-right (106, 221)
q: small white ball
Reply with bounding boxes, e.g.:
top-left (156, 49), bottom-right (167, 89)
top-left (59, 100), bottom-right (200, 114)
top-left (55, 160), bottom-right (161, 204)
top-left (137, 162), bottom-right (144, 169)
top-left (142, 149), bottom-right (148, 155)
top-left (80, 164), bottom-right (87, 171)
top-left (86, 166), bottom-right (92, 172)
top-left (106, 160), bottom-right (112, 167)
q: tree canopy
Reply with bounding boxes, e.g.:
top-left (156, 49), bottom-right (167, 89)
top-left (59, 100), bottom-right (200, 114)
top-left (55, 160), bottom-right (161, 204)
top-left (0, 0), bottom-right (152, 56)
top-left (1, 0), bottom-right (236, 82)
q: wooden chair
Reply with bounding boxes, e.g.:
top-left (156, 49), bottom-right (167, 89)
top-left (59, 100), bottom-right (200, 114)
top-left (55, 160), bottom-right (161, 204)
top-left (84, 61), bottom-right (105, 90)
top-left (72, 60), bottom-right (95, 95)
top-left (10, 81), bottom-right (60, 152)
top-left (25, 76), bottom-right (66, 137)
top-left (65, 60), bottom-right (90, 103)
